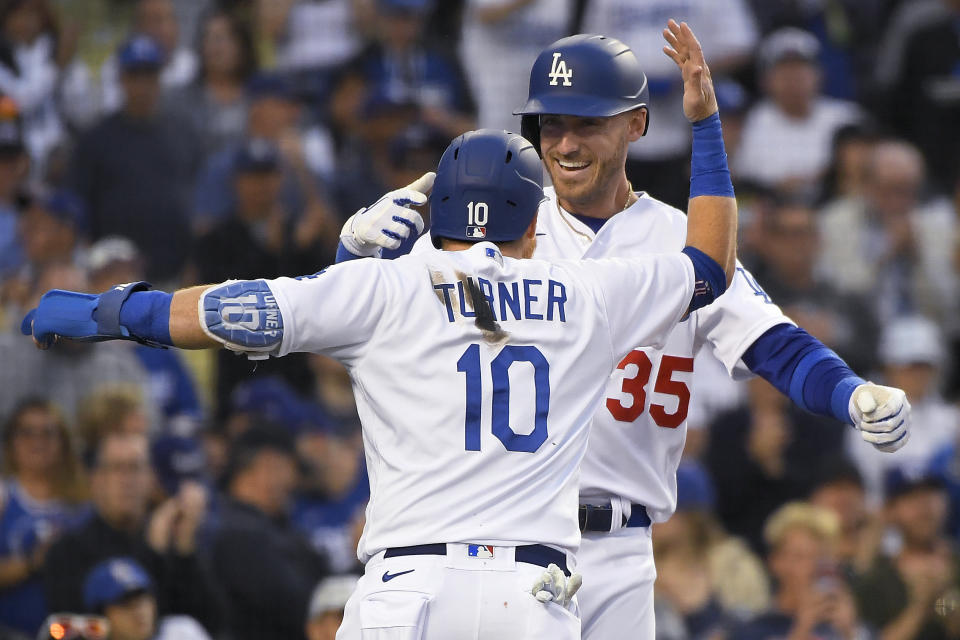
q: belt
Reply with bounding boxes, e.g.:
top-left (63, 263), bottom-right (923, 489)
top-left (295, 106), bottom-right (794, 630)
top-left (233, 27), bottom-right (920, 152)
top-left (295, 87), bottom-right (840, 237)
top-left (579, 504), bottom-right (651, 533)
top-left (384, 543), bottom-right (570, 576)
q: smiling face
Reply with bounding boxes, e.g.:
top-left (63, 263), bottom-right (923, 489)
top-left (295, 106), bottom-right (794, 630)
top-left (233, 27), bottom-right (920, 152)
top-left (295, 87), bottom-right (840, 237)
top-left (538, 110), bottom-right (645, 216)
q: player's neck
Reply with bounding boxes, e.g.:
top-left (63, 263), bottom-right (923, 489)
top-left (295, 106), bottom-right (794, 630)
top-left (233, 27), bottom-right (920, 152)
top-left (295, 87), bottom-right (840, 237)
top-left (557, 177), bottom-right (635, 220)
top-left (442, 239), bottom-right (526, 259)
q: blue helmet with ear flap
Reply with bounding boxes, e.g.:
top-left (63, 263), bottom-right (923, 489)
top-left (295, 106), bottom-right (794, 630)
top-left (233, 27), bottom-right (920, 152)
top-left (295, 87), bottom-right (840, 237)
top-left (514, 34), bottom-right (650, 155)
top-left (430, 129), bottom-right (545, 247)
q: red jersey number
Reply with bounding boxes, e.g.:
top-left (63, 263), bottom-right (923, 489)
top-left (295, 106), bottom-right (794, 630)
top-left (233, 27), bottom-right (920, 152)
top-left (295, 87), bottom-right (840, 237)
top-left (606, 351), bottom-right (693, 428)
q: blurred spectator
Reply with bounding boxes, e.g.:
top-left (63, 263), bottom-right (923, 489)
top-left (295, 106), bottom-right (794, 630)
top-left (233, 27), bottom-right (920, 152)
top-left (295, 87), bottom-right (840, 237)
top-left (583, 0), bottom-right (758, 210)
top-left (149, 433), bottom-right (207, 503)
top-left (0, 398), bottom-right (86, 636)
top-left (1, 189), bottom-right (87, 313)
top-left (653, 463), bottom-right (770, 639)
top-left (164, 9), bottom-right (257, 161)
top-left (808, 459), bottom-right (881, 574)
top-left (819, 139), bottom-right (957, 324)
top-left (83, 557), bottom-right (211, 640)
top-left (0, 263), bottom-right (156, 423)
top-left (333, 122), bottom-right (447, 228)
top-left (847, 316), bottom-right (959, 506)
top-left (86, 236), bottom-right (201, 425)
top-left (745, 196), bottom-right (878, 373)
top-left (0, 100), bottom-right (28, 281)
top-left (305, 574), bottom-right (359, 640)
top-left (293, 417), bottom-right (367, 574)
top-left (873, 0), bottom-right (960, 190)
top-left (746, 0), bottom-right (886, 101)
top-left (276, 0), bottom-right (363, 112)
top-left (190, 139), bottom-right (323, 415)
top-left (706, 378), bottom-right (843, 553)
top-left (714, 78), bottom-right (750, 169)
top-left (329, 0), bottom-right (476, 153)
top-left (735, 28), bottom-right (862, 196)
top-left (100, 0), bottom-right (198, 115)
top-left (192, 72), bottom-right (340, 238)
top-left (190, 137), bottom-right (327, 283)
top-left (42, 431), bottom-right (220, 634)
top-left (853, 468), bottom-right (960, 639)
top-left (817, 122), bottom-right (879, 206)
top-left (76, 385), bottom-right (153, 446)
top-left (278, 0), bottom-right (361, 72)
top-left (308, 354), bottom-right (361, 426)
top-left (459, 0), bottom-right (575, 131)
top-left (732, 502), bottom-right (869, 639)
top-left (0, 0), bottom-right (69, 176)
top-left (71, 34), bottom-right (200, 283)
top-left (211, 424), bottom-right (329, 640)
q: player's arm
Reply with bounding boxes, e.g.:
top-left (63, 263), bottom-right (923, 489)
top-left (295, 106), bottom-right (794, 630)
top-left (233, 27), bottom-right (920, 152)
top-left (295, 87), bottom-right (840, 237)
top-left (22, 262), bottom-right (389, 360)
top-left (662, 19), bottom-right (737, 315)
top-left (335, 172), bottom-right (434, 262)
top-left (742, 322), bottom-right (911, 452)
top-left (21, 281), bottom-right (273, 354)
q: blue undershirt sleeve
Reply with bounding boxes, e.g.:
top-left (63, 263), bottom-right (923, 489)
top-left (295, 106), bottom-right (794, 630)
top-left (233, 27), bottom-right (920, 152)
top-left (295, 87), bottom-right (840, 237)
top-left (742, 324), bottom-right (864, 425)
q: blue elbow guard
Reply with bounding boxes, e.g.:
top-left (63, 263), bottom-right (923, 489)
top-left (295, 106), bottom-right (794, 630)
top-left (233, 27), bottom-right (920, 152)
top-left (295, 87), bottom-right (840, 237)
top-left (22, 281), bottom-right (171, 348)
top-left (200, 279), bottom-right (284, 359)
top-left (682, 246), bottom-right (727, 312)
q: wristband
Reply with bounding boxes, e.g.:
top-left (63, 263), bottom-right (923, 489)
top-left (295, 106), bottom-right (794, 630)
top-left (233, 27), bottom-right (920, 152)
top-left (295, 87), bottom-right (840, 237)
top-left (690, 112), bottom-right (734, 198)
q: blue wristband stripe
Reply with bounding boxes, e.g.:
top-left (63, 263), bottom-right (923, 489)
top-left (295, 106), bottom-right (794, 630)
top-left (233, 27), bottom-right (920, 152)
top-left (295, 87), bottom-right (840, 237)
top-left (336, 241), bottom-right (365, 263)
top-left (831, 376), bottom-right (863, 425)
top-left (690, 113), bottom-right (734, 198)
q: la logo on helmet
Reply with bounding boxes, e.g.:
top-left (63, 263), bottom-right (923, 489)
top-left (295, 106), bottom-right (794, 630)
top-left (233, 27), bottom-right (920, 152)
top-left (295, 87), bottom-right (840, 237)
top-left (548, 52), bottom-right (573, 86)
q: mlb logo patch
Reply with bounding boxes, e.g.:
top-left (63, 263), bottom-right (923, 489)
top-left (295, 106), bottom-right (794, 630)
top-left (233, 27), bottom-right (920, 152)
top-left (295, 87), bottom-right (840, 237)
top-left (466, 226), bottom-right (486, 239)
top-left (468, 544), bottom-right (495, 559)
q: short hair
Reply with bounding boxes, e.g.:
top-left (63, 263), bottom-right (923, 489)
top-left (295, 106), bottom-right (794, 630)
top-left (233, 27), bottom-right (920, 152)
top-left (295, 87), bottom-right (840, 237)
top-left (764, 502), bottom-right (839, 552)
top-left (221, 422), bottom-right (297, 487)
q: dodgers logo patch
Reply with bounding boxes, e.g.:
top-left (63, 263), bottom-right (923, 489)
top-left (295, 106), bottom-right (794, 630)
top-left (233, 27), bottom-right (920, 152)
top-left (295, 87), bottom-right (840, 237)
top-left (468, 544), bottom-right (495, 559)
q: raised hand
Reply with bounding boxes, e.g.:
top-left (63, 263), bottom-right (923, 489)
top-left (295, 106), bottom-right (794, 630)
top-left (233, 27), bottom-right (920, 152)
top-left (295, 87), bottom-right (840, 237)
top-left (662, 19), bottom-right (718, 123)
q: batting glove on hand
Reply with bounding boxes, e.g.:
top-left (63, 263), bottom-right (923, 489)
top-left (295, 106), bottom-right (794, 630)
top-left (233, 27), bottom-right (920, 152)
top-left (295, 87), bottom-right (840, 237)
top-left (849, 382), bottom-right (911, 453)
top-left (531, 564), bottom-right (582, 609)
top-left (340, 172), bottom-right (434, 256)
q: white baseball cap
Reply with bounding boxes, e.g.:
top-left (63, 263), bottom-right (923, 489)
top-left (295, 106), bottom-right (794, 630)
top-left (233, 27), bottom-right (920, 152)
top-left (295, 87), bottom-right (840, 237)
top-left (880, 315), bottom-right (944, 366)
top-left (307, 575), bottom-right (360, 620)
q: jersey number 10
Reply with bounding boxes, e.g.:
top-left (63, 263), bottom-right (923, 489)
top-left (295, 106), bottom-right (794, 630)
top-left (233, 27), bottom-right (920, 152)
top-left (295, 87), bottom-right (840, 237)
top-left (457, 344), bottom-right (549, 453)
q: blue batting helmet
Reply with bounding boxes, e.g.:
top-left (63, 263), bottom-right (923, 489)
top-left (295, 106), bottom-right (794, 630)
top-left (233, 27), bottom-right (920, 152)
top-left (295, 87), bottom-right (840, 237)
top-left (514, 34), bottom-right (650, 154)
top-left (430, 129), bottom-right (544, 247)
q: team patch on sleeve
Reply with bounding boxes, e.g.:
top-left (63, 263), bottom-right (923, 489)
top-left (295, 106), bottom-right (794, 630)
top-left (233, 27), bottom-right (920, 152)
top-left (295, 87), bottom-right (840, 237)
top-left (199, 280), bottom-right (284, 359)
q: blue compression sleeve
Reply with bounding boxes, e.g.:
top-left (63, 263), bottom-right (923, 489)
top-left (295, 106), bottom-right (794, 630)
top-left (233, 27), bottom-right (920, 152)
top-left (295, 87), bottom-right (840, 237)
top-left (681, 246), bottom-right (727, 312)
top-left (742, 324), bottom-right (864, 425)
top-left (118, 290), bottom-right (173, 346)
top-left (690, 113), bottom-right (734, 198)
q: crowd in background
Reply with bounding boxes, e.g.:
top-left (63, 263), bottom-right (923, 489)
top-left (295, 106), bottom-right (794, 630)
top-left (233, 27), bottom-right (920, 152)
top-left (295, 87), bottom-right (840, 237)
top-left (0, 0), bottom-right (958, 639)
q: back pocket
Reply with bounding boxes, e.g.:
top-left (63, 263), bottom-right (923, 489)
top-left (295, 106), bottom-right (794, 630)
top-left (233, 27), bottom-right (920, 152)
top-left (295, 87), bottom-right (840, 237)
top-left (359, 590), bottom-right (432, 640)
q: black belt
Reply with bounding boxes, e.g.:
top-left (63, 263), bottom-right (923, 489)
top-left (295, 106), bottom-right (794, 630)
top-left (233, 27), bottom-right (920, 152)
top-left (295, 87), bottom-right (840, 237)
top-left (384, 543), bottom-right (569, 577)
top-left (579, 504), bottom-right (651, 532)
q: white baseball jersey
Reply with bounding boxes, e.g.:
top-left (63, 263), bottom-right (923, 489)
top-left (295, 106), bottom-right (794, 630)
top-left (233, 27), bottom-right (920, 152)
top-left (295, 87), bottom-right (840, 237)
top-left (533, 187), bottom-right (792, 521)
top-left (263, 242), bottom-right (694, 561)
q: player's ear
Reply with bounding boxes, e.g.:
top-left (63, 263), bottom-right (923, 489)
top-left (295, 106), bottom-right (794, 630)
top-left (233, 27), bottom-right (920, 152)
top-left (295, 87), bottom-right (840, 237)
top-left (524, 213), bottom-right (538, 240)
top-left (627, 108), bottom-right (647, 142)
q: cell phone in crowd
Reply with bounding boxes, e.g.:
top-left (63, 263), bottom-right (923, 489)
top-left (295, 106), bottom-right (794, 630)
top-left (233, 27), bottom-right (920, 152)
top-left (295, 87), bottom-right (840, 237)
top-left (36, 614), bottom-right (109, 640)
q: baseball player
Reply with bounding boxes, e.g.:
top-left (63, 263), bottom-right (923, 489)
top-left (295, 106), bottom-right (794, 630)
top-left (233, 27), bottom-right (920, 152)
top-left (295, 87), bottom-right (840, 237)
top-left (337, 21), bottom-right (913, 639)
top-left (22, 122), bottom-right (738, 638)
